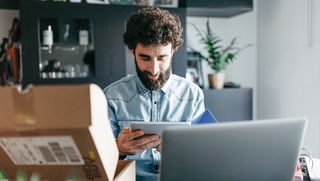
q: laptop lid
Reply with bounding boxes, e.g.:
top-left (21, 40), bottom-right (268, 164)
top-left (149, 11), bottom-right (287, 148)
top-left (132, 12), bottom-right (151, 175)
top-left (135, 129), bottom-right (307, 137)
top-left (160, 117), bottom-right (307, 181)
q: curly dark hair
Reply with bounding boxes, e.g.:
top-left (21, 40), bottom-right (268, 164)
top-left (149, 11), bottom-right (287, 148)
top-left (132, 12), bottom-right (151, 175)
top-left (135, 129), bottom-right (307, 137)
top-left (123, 7), bottom-right (183, 51)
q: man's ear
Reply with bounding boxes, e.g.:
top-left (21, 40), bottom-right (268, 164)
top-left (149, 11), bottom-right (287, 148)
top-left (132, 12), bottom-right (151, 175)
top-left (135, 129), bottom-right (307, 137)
top-left (131, 49), bottom-right (135, 56)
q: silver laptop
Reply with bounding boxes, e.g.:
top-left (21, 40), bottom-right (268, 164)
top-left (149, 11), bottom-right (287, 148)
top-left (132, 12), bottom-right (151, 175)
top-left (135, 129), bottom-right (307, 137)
top-left (160, 117), bottom-right (307, 181)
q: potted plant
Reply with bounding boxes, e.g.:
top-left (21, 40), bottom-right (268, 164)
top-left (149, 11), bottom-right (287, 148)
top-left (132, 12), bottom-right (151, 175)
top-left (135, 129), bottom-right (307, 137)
top-left (193, 20), bottom-right (251, 89)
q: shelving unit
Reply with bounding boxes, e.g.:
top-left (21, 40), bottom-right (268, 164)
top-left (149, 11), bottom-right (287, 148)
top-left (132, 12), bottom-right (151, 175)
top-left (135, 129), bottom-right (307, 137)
top-left (39, 18), bottom-right (94, 79)
top-left (19, 0), bottom-right (187, 88)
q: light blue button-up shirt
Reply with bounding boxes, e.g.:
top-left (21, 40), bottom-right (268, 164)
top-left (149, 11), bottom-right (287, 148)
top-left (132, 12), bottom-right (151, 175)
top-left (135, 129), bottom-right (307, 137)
top-left (104, 73), bottom-right (205, 181)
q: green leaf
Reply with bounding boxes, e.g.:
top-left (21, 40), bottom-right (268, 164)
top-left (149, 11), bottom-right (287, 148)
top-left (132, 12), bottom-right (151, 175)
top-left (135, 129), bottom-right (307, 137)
top-left (192, 20), bottom-right (252, 71)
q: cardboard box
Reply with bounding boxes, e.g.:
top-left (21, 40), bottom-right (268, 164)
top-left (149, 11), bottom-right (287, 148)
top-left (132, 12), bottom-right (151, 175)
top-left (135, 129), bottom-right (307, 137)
top-left (0, 84), bottom-right (135, 180)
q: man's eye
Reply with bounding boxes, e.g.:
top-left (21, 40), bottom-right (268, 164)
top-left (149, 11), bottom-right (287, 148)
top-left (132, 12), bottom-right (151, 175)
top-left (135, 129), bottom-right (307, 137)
top-left (158, 57), bottom-right (166, 61)
top-left (141, 56), bottom-right (150, 61)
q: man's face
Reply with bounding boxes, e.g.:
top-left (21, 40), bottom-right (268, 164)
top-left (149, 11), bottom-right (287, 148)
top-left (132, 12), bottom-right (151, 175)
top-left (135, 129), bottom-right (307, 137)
top-left (134, 43), bottom-right (174, 90)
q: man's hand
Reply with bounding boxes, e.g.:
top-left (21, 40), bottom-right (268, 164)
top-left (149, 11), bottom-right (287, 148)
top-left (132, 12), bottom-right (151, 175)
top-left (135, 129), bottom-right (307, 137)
top-left (156, 143), bottom-right (162, 152)
top-left (117, 127), bottom-right (161, 155)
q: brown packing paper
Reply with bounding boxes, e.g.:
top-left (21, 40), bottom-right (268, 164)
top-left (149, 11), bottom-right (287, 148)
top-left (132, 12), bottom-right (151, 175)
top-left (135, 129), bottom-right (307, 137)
top-left (13, 85), bottom-right (37, 129)
top-left (0, 87), bottom-right (16, 130)
top-left (0, 84), bottom-right (135, 181)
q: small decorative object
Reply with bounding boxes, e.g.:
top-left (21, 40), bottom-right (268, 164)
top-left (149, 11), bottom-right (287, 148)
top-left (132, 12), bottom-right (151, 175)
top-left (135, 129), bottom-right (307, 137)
top-left (70, 0), bottom-right (82, 2)
top-left (86, 0), bottom-right (109, 4)
top-left (193, 20), bottom-right (251, 89)
top-left (79, 30), bottom-right (89, 45)
top-left (135, 0), bottom-right (149, 6)
top-left (110, 0), bottom-right (178, 7)
top-left (153, 0), bottom-right (178, 7)
top-left (186, 51), bottom-right (204, 88)
top-left (109, 0), bottom-right (132, 5)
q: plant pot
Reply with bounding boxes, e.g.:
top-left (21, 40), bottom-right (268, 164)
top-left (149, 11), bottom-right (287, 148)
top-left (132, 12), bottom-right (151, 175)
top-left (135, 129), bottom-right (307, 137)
top-left (208, 72), bottom-right (225, 89)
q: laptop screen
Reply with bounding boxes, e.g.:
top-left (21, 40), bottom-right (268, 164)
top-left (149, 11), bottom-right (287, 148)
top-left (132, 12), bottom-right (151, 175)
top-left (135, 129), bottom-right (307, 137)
top-left (160, 117), bottom-right (307, 181)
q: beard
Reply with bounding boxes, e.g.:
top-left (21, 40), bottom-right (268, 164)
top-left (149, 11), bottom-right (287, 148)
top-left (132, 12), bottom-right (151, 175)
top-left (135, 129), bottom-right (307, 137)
top-left (135, 59), bottom-right (171, 91)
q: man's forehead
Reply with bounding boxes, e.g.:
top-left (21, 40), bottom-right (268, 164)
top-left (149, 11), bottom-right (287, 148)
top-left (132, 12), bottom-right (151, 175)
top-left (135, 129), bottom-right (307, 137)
top-left (137, 43), bottom-right (172, 49)
top-left (136, 43), bottom-right (172, 54)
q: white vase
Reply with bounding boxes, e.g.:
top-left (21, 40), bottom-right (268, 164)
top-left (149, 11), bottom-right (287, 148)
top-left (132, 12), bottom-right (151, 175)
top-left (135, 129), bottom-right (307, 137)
top-left (208, 72), bottom-right (225, 89)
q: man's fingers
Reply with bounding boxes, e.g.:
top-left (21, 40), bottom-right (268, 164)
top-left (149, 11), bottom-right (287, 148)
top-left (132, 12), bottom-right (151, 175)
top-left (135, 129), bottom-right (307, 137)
top-left (131, 134), bottom-right (160, 147)
top-left (156, 144), bottom-right (161, 152)
top-left (120, 139), bottom-right (160, 154)
top-left (121, 127), bottom-right (131, 134)
top-left (137, 139), bottom-right (161, 151)
top-left (130, 129), bottom-right (145, 139)
top-left (119, 128), bottom-right (143, 141)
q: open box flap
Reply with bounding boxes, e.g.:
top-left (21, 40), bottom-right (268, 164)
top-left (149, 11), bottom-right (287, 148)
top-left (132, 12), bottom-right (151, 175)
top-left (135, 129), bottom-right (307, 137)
top-left (0, 86), bottom-right (16, 130)
top-left (89, 84), bottom-right (119, 181)
top-left (33, 84), bottom-right (92, 129)
top-left (0, 84), bottom-right (120, 180)
top-left (0, 84), bottom-right (92, 129)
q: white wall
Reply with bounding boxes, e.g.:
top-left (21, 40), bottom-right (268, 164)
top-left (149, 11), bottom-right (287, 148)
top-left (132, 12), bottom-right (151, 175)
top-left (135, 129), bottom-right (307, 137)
top-left (187, 0), bottom-right (320, 157)
top-left (186, 2), bottom-right (257, 118)
top-left (0, 9), bottom-right (19, 41)
top-left (257, 0), bottom-right (320, 157)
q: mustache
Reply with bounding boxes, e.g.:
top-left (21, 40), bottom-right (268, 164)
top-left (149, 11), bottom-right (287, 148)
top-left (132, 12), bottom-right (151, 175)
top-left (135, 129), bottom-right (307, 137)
top-left (143, 71), bottom-right (159, 76)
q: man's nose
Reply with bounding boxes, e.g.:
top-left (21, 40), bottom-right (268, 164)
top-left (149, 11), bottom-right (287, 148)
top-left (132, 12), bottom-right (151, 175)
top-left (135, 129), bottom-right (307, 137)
top-left (149, 60), bottom-right (160, 75)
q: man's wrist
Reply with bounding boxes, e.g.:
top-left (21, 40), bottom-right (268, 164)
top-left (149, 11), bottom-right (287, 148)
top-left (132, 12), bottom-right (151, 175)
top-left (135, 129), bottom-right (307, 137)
top-left (119, 153), bottom-right (127, 160)
top-left (116, 139), bottom-right (128, 160)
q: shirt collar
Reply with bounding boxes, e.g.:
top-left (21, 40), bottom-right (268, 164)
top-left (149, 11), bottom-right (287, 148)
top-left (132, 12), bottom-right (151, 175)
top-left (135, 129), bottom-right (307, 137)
top-left (135, 72), bottom-right (173, 95)
top-left (160, 72), bottom-right (173, 94)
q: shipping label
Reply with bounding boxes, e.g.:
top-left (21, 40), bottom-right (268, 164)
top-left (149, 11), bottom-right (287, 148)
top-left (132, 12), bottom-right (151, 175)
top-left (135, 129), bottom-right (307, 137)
top-left (0, 136), bottom-right (84, 165)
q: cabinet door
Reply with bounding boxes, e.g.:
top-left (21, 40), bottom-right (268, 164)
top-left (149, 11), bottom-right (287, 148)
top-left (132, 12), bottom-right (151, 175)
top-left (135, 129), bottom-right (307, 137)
top-left (21, 1), bottom-right (105, 87)
top-left (0, 0), bottom-right (19, 10)
top-left (203, 88), bottom-right (253, 122)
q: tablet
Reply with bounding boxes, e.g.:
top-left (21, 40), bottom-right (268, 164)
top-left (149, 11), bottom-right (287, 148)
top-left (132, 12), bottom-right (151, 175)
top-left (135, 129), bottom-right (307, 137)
top-left (131, 121), bottom-right (191, 135)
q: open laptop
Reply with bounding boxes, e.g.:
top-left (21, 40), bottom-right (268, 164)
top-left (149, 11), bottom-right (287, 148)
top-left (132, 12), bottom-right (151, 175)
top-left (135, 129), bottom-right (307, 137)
top-left (160, 117), bottom-right (307, 181)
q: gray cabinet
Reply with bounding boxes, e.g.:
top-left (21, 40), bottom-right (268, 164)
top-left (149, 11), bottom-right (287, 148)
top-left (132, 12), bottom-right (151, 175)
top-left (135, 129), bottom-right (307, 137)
top-left (0, 0), bottom-right (19, 10)
top-left (203, 88), bottom-right (253, 122)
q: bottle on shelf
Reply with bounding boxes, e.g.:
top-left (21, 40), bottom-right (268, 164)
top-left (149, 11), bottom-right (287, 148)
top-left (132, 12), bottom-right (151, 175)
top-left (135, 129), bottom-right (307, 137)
top-left (79, 19), bottom-right (90, 45)
top-left (42, 25), bottom-right (53, 53)
top-left (79, 29), bottom-right (89, 46)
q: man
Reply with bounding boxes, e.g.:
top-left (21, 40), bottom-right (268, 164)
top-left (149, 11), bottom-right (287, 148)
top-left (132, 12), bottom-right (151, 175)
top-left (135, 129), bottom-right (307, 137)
top-left (104, 7), bottom-right (205, 181)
